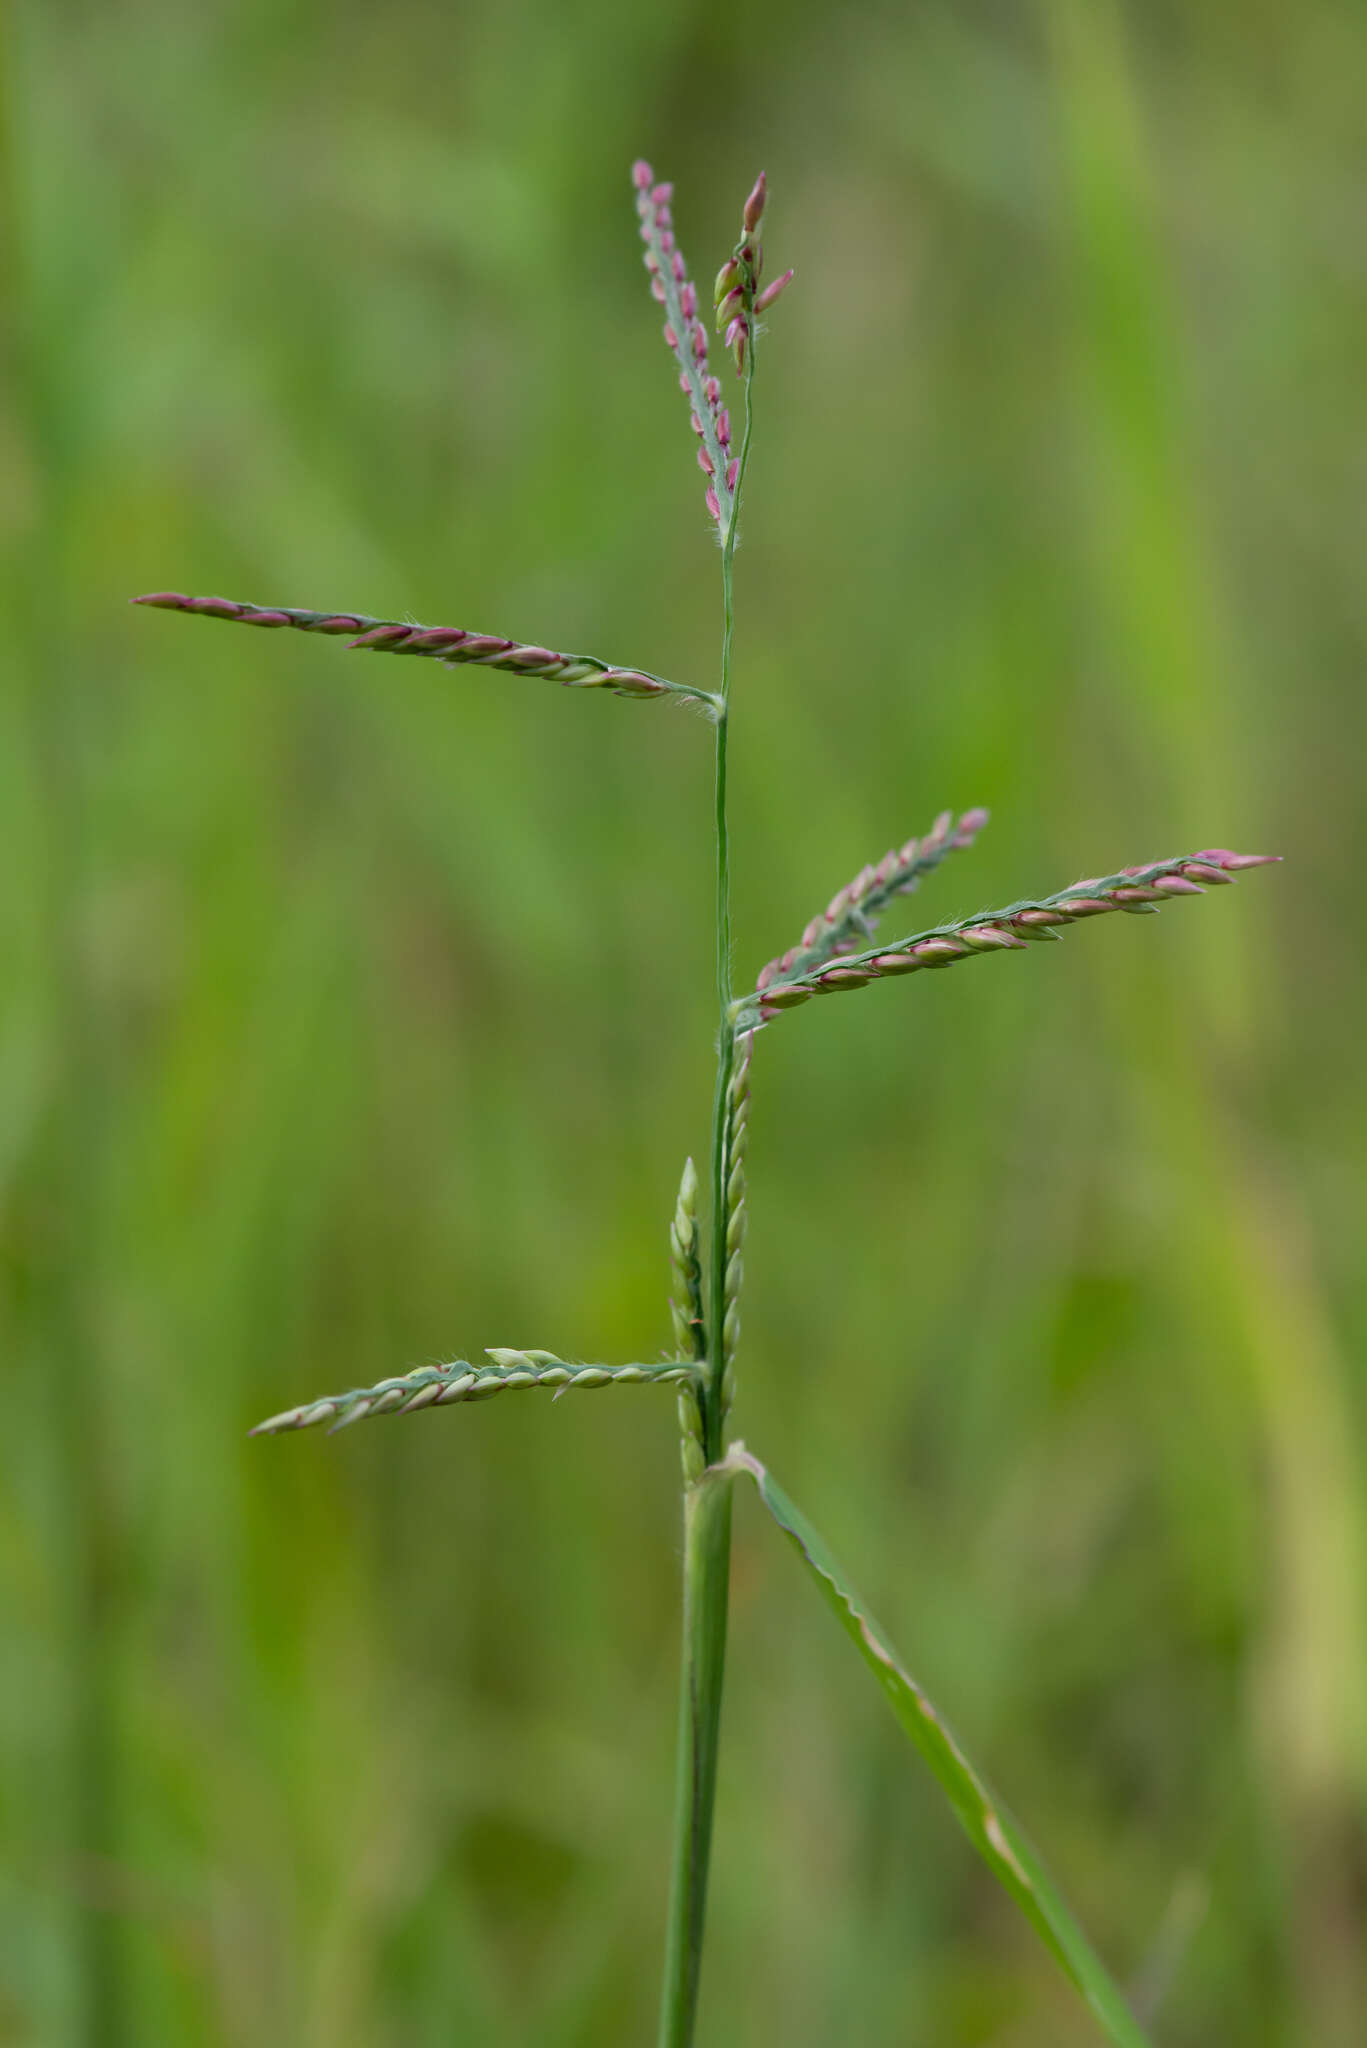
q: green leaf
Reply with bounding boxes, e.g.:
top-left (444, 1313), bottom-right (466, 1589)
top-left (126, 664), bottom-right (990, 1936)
top-left (718, 1444), bottom-right (1154, 2048)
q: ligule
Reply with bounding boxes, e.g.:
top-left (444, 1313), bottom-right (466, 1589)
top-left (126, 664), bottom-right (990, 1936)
top-left (756, 803), bottom-right (990, 992)
top-left (738, 848), bottom-right (1280, 1026)
top-left (250, 1353), bottom-right (699, 1437)
top-left (132, 593), bottom-right (721, 716)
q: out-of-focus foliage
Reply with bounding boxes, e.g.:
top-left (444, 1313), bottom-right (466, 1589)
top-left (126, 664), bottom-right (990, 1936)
top-left (2, 1), bottom-right (1363, 2042)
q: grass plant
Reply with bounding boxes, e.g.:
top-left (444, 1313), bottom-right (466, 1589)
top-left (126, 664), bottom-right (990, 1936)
top-left (134, 163), bottom-right (1277, 2048)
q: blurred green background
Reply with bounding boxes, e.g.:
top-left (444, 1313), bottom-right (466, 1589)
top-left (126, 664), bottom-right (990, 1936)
top-left (3, 0), bottom-right (1364, 2042)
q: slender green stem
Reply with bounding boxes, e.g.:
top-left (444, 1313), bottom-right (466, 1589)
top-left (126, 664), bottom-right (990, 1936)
top-left (706, 343), bottom-right (756, 1451)
top-left (658, 341), bottom-right (757, 2048)
top-left (657, 1472), bottom-right (735, 2048)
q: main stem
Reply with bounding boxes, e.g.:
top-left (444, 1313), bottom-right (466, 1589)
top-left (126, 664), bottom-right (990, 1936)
top-left (658, 347), bottom-right (755, 2048)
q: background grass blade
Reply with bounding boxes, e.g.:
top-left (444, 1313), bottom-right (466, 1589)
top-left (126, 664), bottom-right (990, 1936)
top-left (721, 1445), bottom-right (1154, 2048)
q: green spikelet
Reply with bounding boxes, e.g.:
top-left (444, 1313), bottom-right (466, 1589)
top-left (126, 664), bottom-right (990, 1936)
top-left (719, 1032), bottom-right (753, 1418)
top-left (669, 1156), bottom-right (707, 1481)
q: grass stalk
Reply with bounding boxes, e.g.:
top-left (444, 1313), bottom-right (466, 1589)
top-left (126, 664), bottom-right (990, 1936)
top-left (658, 331), bottom-right (757, 2048)
top-left (657, 1469), bottom-right (735, 2048)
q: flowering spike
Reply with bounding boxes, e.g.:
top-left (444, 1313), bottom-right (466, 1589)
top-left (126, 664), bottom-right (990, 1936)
top-left (755, 804), bottom-right (990, 990)
top-left (632, 163), bottom-right (737, 538)
top-left (740, 849), bottom-right (1281, 1027)
top-left (132, 593), bottom-right (723, 716)
top-left (718, 1031), bottom-right (754, 1418)
top-left (250, 1355), bottom-right (699, 1436)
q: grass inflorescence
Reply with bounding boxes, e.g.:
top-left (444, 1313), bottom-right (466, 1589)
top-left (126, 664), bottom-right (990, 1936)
top-left (135, 163), bottom-right (1277, 2048)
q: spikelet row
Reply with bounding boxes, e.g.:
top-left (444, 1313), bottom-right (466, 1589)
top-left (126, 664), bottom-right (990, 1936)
top-left (633, 162), bottom-right (739, 536)
top-left (133, 593), bottom-right (720, 714)
top-left (669, 1157), bottom-right (708, 1480)
top-left (757, 805), bottom-right (990, 993)
top-left (739, 849), bottom-right (1280, 1026)
top-left (718, 1030), bottom-right (754, 1418)
top-left (251, 1353), bottom-right (698, 1437)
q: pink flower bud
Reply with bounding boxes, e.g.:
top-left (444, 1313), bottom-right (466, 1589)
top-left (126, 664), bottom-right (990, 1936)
top-left (407, 628), bottom-right (467, 650)
top-left (717, 408), bottom-right (731, 446)
top-left (742, 171), bottom-right (767, 230)
top-left (705, 487), bottom-right (721, 521)
top-left (704, 377), bottom-right (722, 406)
top-left (680, 281), bottom-right (697, 318)
top-left (724, 318), bottom-right (746, 349)
top-left (650, 182), bottom-right (673, 204)
top-left (663, 323), bottom-right (678, 349)
top-left (691, 322), bottom-right (708, 361)
top-left (671, 251), bottom-right (686, 281)
top-left (1181, 862), bottom-right (1233, 886)
top-left (632, 160), bottom-right (654, 189)
top-left (725, 459), bottom-right (739, 489)
top-left (754, 268), bottom-right (795, 313)
top-left (698, 446), bottom-right (715, 476)
top-left (1194, 849), bottom-right (1281, 871)
top-left (650, 277), bottom-right (666, 302)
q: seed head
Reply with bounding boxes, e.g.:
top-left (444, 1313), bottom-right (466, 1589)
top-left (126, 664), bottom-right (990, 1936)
top-left (133, 592), bottom-right (723, 716)
top-left (633, 162), bottom-right (737, 534)
top-left (743, 848), bottom-right (1281, 1026)
top-left (756, 804), bottom-right (990, 991)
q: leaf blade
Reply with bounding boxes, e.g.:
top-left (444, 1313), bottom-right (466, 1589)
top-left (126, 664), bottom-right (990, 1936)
top-left (720, 1443), bottom-right (1154, 2048)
